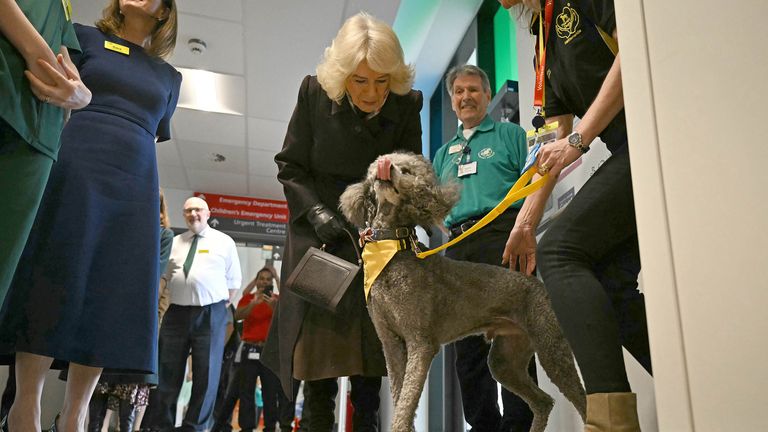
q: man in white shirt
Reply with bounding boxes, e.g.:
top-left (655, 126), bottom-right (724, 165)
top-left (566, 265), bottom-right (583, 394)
top-left (143, 197), bottom-right (242, 432)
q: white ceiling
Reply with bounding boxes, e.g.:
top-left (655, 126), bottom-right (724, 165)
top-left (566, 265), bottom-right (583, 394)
top-left (70, 1), bottom-right (488, 201)
top-left (71, 0), bottom-right (403, 200)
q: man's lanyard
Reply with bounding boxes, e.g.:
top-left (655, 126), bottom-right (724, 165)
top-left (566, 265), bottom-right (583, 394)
top-left (532, 0), bottom-right (555, 130)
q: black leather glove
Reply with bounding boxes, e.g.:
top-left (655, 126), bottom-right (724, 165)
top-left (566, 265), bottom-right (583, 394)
top-left (306, 203), bottom-right (347, 244)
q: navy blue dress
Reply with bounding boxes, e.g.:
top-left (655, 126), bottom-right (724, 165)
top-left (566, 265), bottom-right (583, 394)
top-left (0, 24), bottom-right (181, 374)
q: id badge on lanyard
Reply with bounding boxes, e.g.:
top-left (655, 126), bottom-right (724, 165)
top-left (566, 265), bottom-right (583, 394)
top-left (457, 143), bottom-right (476, 177)
top-left (245, 343), bottom-right (261, 360)
top-left (523, 122), bottom-right (559, 173)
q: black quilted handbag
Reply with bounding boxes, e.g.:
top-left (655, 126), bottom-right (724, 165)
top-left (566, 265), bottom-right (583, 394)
top-left (285, 230), bottom-right (361, 313)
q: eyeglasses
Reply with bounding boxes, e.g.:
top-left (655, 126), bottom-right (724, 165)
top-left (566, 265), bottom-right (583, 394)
top-left (183, 207), bottom-right (207, 215)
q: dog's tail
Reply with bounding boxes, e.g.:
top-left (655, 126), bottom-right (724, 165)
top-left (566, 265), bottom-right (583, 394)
top-left (525, 279), bottom-right (587, 420)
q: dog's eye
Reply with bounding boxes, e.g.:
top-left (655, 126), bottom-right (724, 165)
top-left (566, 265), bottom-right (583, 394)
top-left (400, 168), bottom-right (411, 175)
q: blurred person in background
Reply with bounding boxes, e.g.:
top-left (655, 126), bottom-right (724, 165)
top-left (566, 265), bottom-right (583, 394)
top-left (235, 268), bottom-right (294, 432)
top-left (143, 197), bottom-right (242, 432)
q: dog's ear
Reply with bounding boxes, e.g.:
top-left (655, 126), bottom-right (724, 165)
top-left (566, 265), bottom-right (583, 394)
top-left (440, 181), bottom-right (461, 207)
top-left (339, 181), bottom-right (370, 228)
top-left (429, 181), bottom-right (461, 225)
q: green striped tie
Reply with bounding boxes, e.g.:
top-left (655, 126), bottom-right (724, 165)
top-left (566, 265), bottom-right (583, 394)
top-left (183, 234), bottom-right (199, 278)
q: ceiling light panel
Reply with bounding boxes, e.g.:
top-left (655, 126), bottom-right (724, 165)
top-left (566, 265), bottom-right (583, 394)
top-left (171, 108), bottom-right (246, 147)
top-left (177, 67), bottom-right (246, 115)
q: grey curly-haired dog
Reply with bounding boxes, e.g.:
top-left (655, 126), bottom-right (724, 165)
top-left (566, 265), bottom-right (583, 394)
top-left (339, 152), bottom-right (586, 432)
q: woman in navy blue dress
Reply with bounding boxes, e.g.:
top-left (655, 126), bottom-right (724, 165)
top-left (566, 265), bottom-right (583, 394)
top-left (0, 1), bottom-right (180, 431)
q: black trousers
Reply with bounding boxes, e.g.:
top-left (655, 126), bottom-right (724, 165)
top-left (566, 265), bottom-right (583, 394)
top-left (237, 344), bottom-right (294, 432)
top-left (0, 362), bottom-right (13, 419)
top-left (1, 362), bottom-right (14, 431)
top-left (305, 376), bottom-right (380, 432)
top-left (88, 391), bottom-right (136, 432)
top-left (537, 144), bottom-right (652, 394)
top-left (143, 302), bottom-right (227, 431)
top-left (446, 209), bottom-right (536, 432)
top-left (210, 342), bottom-right (242, 432)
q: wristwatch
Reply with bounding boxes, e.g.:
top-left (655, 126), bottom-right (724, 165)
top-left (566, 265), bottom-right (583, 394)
top-left (567, 131), bottom-right (589, 154)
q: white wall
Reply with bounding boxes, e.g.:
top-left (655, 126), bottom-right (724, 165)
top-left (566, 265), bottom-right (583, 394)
top-left (616, 1), bottom-right (768, 431)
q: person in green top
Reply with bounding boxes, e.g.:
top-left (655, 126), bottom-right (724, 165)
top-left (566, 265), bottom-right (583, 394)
top-left (0, 0), bottom-right (91, 305)
top-left (432, 64), bottom-right (536, 432)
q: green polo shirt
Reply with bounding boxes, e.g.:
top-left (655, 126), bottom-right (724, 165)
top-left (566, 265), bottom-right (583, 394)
top-left (433, 115), bottom-right (528, 227)
top-left (0, 0), bottom-right (80, 160)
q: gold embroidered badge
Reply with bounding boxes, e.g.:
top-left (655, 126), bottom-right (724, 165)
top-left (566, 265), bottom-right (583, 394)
top-left (556, 3), bottom-right (582, 44)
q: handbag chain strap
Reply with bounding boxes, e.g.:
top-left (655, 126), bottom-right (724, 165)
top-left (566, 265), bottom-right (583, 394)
top-left (320, 229), bottom-right (362, 265)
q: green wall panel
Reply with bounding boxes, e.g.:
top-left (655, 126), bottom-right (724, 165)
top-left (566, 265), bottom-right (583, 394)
top-left (493, 6), bottom-right (518, 92)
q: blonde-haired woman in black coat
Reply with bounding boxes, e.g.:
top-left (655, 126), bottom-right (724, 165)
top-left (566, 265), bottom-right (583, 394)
top-left (262, 12), bottom-right (422, 432)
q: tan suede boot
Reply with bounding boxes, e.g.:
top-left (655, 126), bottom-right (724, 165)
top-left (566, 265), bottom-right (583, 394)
top-left (584, 392), bottom-right (641, 432)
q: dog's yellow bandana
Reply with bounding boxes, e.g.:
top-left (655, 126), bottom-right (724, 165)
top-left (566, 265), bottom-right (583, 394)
top-left (362, 239), bottom-right (408, 302)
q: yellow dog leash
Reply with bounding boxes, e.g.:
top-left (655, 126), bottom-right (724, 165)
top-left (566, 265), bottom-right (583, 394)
top-left (415, 166), bottom-right (550, 259)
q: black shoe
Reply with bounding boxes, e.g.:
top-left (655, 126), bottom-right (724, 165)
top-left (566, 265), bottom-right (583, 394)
top-left (47, 413), bottom-right (60, 432)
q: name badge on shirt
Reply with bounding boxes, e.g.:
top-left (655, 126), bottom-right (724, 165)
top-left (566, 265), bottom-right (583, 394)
top-left (104, 41), bottom-right (130, 56)
top-left (245, 344), bottom-right (261, 360)
top-left (448, 144), bottom-right (463, 154)
top-left (458, 161), bottom-right (477, 177)
top-left (62, 0), bottom-right (73, 21)
top-left (198, 250), bottom-right (209, 254)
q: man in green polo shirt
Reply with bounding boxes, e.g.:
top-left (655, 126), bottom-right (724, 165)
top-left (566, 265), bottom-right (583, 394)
top-left (432, 64), bottom-right (535, 432)
top-left (0, 0), bottom-right (91, 302)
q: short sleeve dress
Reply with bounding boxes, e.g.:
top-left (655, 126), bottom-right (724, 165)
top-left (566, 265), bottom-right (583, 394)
top-left (0, 24), bottom-right (182, 375)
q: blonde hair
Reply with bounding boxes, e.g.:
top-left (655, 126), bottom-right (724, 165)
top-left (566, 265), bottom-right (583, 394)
top-left (159, 188), bottom-right (170, 228)
top-left (96, 0), bottom-right (178, 59)
top-left (317, 12), bottom-right (414, 102)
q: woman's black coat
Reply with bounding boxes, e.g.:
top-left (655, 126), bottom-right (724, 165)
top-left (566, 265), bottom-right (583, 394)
top-left (262, 75), bottom-right (423, 396)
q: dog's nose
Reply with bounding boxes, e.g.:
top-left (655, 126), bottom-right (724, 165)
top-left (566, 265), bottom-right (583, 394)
top-left (377, 157), bottom-right (392, 181)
